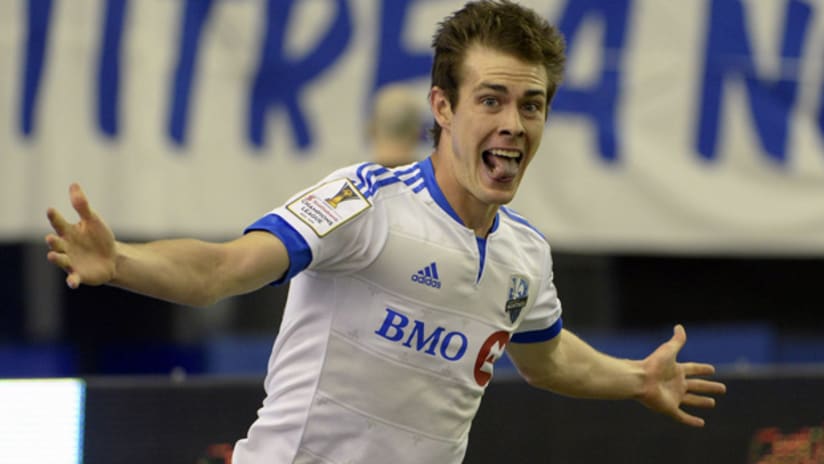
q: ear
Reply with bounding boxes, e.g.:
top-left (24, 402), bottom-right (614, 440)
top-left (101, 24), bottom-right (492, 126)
top-left (429, 86), bottom-right (453, 132)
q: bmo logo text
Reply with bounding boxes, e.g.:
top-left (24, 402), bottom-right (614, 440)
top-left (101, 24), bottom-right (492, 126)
top-left (374, 309), bottom-right (468, 361)
top-left (374, 309), bottom-right (511, 386)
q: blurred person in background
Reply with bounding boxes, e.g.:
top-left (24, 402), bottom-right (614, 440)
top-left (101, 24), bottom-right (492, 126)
top-left (367, 83), bottom-right (425, 167)
top-left (44, 1), bottom-right (725, 463)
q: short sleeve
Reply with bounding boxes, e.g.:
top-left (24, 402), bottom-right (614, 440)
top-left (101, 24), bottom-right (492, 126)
top-left (245, 163), bottom-right (389, 283)
top-left (511, 251), bottom-right (563, 343)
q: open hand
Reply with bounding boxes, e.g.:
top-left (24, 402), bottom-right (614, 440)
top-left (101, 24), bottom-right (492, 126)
top-left (638, 324), bottom-right (727, 427)
top-left (45, 183), bottom-right (117, 289)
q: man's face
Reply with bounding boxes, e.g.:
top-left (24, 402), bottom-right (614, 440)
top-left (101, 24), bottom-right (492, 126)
top-left (433, 45), bottom-right (549, 207)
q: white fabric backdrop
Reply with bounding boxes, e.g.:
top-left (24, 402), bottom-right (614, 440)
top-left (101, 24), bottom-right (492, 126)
top-left (2, 0), bottom-right (823, 254)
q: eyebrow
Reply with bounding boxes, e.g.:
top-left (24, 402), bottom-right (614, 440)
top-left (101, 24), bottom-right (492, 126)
top-left (475, 82), bottom-right (547, 99)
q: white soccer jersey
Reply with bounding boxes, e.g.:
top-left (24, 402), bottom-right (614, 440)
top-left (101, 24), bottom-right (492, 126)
top-left (233, 157), bottom-right (563, 464)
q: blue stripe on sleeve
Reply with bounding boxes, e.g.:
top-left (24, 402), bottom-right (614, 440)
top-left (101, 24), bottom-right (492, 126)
top-left (403, 172), bottom-right (422, 186)
top-left (510, 318), bottom-right (563, 343)
top-left (244, 214), bottom-right (312, 286)
top-left (355, 163), bottom-right (388, 191)
top-left (354, 162), bottom-right (375, 189)
top-left (364, 176), bottom-right (402, 199)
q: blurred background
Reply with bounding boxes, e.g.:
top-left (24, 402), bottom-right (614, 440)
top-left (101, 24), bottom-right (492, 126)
top-left (1, 0), bottom-right (823, 463)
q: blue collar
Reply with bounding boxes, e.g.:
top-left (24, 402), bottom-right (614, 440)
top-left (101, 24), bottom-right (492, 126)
top-left (418, 157), bottom-right (500, 234)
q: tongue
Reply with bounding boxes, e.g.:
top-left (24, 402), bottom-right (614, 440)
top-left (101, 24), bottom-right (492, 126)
top-left (486, 154), bottom-right (519, 181)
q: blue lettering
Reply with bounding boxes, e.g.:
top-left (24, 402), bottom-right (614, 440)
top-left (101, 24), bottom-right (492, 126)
top-left (97, 0), bottom-right (130, 138)
top-left (27, 0), bottom-right (822, 170)
top-left (375, 308), bottom-right (467, 361)
top-left (248, 0), bottom-right (352, 151)
top-left (374, 308), bottom-right (409, 342)
top-left (372, 0), bottom-right (431, 91)
top-left (697, 0), bottom-right (811, 164)
top-left (820, 81), bottom-right (824, 137)
top-left (440, 331), bottom-right (468, 361)
top-left (411, 274), bottom-right (441, 288)
top-left (167, 0), bottom-right (215, 146)
top-left (402, 321), bottom-right (444, 355)
top-left (551, 0), bottom-right (632, 163)
top-left (20, 0), bottom-right (54, 137)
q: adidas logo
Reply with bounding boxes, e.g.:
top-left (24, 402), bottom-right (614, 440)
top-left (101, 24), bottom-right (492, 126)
top-left (411, 262), bottom-right (442, 289)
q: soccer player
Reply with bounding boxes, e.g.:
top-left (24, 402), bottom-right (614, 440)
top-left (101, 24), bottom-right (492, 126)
top-left (45, 1), bottom-right (726, 463)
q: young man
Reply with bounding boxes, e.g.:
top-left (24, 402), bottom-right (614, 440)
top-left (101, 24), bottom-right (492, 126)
top-left (45, 1), bottom-right (726, 463)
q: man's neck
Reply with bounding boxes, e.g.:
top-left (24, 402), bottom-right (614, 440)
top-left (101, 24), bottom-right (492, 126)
top-left (430, 152), bottom-right (499, 238)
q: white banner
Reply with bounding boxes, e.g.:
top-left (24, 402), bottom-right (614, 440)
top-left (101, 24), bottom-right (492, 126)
top-left (2, 0), bottom-right (824, 254)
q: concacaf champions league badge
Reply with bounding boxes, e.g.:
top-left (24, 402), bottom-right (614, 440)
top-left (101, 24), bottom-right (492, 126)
top-left (287, 178), bottom-right (371, 237)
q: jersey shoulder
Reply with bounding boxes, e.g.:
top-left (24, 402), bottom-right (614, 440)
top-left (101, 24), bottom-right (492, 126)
top-left (498, 206), bottom-right (548, 244)
top-left (339, 161), bottom-right (426, 202)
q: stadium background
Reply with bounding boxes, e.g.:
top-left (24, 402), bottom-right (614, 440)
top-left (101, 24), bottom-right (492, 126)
top-left (1, 0), bottom-right (823, 462)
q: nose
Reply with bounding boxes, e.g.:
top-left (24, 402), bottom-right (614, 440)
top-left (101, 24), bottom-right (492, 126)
top-left (499, 105), bottom-right (525, 138)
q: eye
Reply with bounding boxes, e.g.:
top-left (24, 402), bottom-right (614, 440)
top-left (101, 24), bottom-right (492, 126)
top-left (481, 96), bottom-right (499, 108)
top-left (522, 101), bottom-right (543, 113)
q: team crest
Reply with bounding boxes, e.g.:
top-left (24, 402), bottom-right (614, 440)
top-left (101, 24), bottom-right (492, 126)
top-left (505, 275), bottom-right (529, 323)
top-left (287, 178), bottom-right (371, 237)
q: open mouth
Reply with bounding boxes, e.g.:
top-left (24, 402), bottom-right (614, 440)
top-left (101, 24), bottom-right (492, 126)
top-left (482, 148), bottom-right (522, 182)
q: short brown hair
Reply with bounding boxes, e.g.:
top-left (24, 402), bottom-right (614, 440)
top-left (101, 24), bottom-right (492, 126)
top-left (429, 0), bottom-right (566, 146)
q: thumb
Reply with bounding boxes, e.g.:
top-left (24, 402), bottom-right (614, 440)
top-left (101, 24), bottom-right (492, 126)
top-left (670, 324), bottom-right (687, 351)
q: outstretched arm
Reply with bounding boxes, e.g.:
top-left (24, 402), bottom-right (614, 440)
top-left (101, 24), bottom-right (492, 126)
top-left (46, 183), bottom-right (289, 307)
top-left (506, 325), bottom-right (726, 427)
